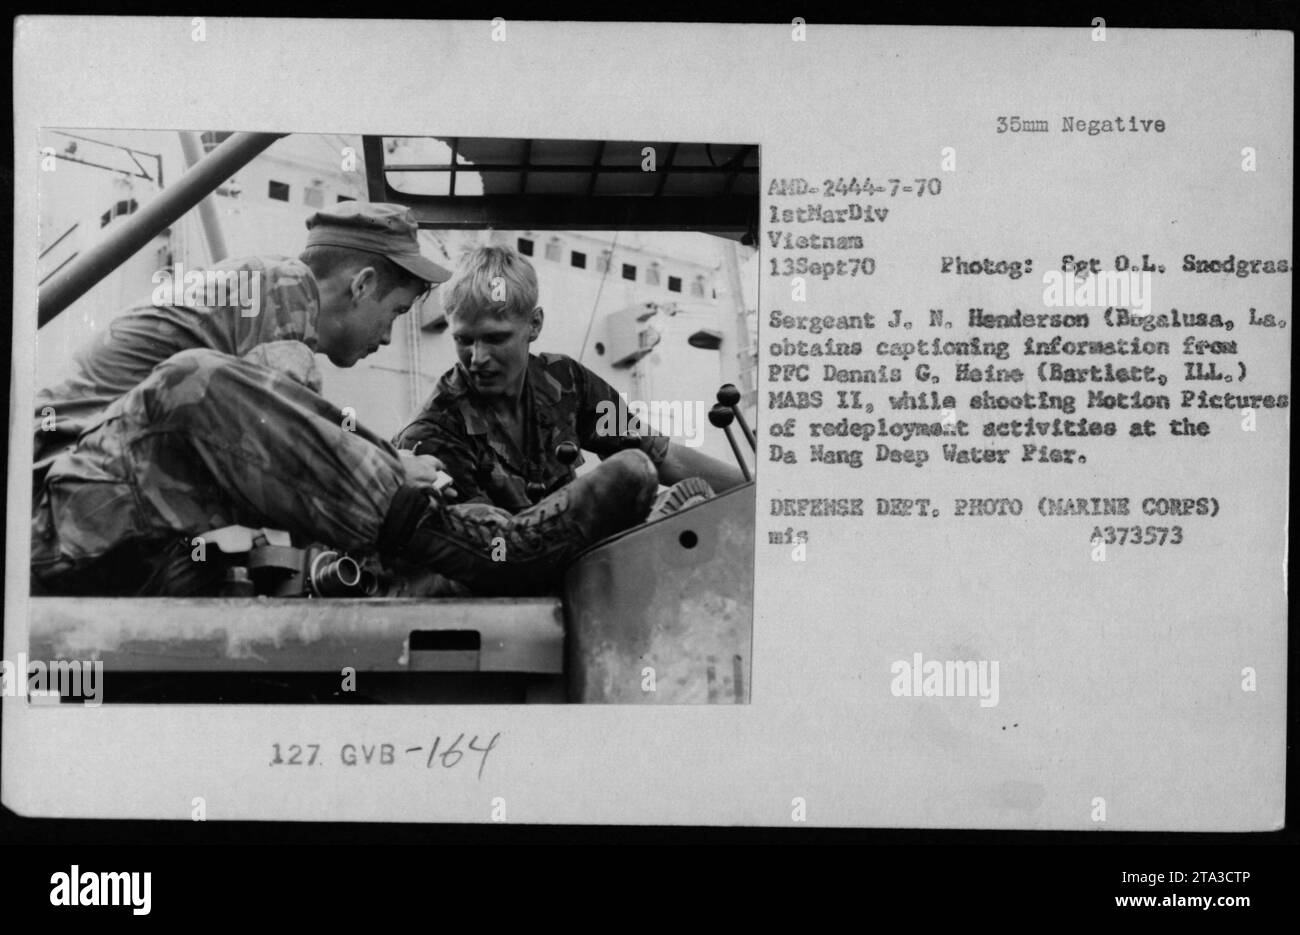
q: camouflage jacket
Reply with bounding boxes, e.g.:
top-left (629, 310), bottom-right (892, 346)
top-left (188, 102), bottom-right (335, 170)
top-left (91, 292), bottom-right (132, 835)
top-left (34, 255), bottom-right (320, 471)
top-left (394, 353), bottom-right (669, 513)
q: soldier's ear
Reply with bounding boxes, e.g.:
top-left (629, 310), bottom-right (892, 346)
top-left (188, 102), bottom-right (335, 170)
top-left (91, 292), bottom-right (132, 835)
top-left (528, 306), bottom-right (544, 341)
top-left (349, 266), bottom-right (378, 302)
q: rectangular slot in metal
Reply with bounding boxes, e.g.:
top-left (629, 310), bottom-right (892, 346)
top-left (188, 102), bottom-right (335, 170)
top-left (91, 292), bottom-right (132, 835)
top-left (408, 629), bottom-right (481, 671)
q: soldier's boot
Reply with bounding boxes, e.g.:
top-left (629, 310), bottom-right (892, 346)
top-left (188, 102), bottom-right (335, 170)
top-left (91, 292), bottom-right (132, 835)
top-left (645, 477), bottom-right (715, 521)
top-left (378, 449), bottom-right (659, 595)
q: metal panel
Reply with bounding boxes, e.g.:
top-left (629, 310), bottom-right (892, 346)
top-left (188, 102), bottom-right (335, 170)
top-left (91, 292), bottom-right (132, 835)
top-left (563, 482), bottom-right (755, 704)
top-left (28, 597), bottom-right (564, 674)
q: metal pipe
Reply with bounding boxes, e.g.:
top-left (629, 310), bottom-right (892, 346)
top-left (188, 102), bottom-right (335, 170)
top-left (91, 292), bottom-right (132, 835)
top-left (178, 131), bottom-right (230, 264)
top-left (732, 407), bottom-right (756, 451)
top-left (310, 550), bottom-right (363, 597)
top-left (717, 383), bottom-right (756, 452)
top-left (720, 238), bottom-right (756, 429)
top-left (708, 403), bottom-right (752, 482)
top-left (38, 131), bottom-right (284, 327)
top-left (722, 424), bottom-right (752, 482)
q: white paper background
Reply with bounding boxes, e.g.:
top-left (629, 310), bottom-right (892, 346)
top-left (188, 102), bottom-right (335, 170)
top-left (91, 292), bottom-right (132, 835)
top-left (6, 18), bottom-right (1291, 828)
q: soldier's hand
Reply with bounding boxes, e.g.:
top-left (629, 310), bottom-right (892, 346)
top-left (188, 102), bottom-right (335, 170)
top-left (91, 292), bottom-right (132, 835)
top-left (397, 448), bottom-right (459, 501)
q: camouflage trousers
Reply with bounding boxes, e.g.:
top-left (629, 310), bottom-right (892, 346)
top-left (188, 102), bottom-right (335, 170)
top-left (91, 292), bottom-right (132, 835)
top-left (31, 348), bottom-right (657, 596)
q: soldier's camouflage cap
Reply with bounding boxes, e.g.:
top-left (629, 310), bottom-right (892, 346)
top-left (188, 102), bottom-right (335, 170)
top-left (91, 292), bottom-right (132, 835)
top-left (305, 202), bottom-right (452, 285)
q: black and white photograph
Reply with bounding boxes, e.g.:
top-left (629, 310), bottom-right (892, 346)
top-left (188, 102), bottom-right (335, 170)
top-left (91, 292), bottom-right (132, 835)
top-left (27, 129), bottom-right (760, 703)
top-left (2, 12), bottom-right (1293, 882)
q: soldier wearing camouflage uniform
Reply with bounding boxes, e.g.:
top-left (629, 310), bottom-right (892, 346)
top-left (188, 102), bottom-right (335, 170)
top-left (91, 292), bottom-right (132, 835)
top-left (396, 350), bottom-right (671, 513)
top-left (31, 203), bottom-right (656, 597)
top-left (394, 244), bottom-right (744, 530)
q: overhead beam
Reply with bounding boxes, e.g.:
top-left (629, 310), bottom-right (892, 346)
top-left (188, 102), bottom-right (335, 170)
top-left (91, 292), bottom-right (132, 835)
top-left (520, 138), bottom-right (533, 194)
top-left (398, 194), bottom-right (755, 234)
top-left (723, 145), bottom-right (757, 197)
top-left (654, 143), bottom-right (678, 197)
top-left (585, 141), bottom-right (605, 197)
top-left (360, 136), bottom-right (758, 236)
top-left (381, 161), bottom-right (757, 176)
top-left (362, 134), bottom-right (388, 202)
